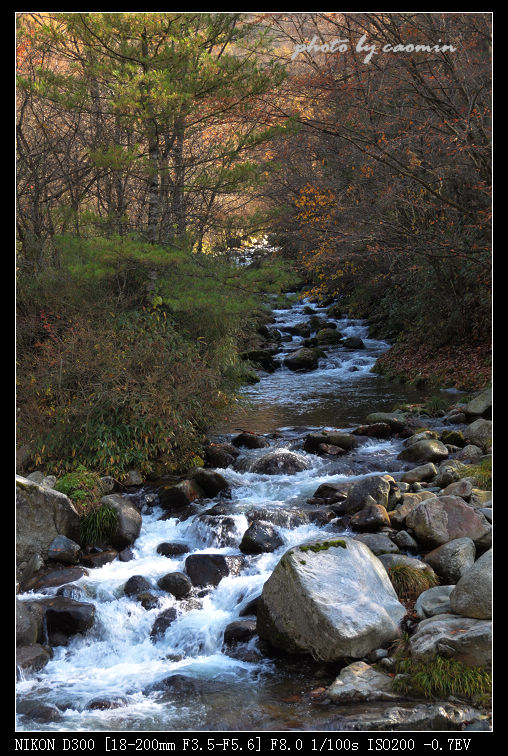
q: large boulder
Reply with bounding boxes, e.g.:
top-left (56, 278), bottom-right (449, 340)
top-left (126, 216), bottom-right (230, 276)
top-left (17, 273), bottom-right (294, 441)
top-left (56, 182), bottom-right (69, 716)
top-left (450, 549), bottom-right (492, 619)
top-left (232, 432), bottom-right (270, 450)
top-left (283, 347), bottom-right (324, 372)
top-left (326, 661), bottom-right (399, 703)
top-left (401, 463), bottom-right (437, 485)
top-left (204, 442), bottom-right (240, 469)
top-left (365, 412), bottom-right (407, 431)
top-left (16, 476), bottom-right (81, 584)
top-left (388, 492), bottom-right (437, 530)
top-left (464, 419), bottom-right (492, 452)
top-left (156, 479), bottom-right (204, 511)
top-left (240, 521), bottom-right (284, 554)
top-left (303, 431), bottom-right (358, 454)
top-left (100, 494), bottom-right (142, 549)
top-left (342, 475), bottom-right (393, 515)
top-left (256, 537), bottom-right (406, 661)
top-left (249, 449), bottom-right (310, 475)
top-left (189, 468), bottom-right (229, 497)
top-left (38, 596), bottom-right (96, 644)
top-left (398, 440), bottom-right (449, 464)
top-left (423, 538), bottom-right (476, 584)
top-left (464, 387), bottom-right (492, 418)
top-left (406, 496), bottom-right (491, 549)
top-left (409, 614), bottom-right (492, 667)
top-left (184, 553), bottom-right (230, 588)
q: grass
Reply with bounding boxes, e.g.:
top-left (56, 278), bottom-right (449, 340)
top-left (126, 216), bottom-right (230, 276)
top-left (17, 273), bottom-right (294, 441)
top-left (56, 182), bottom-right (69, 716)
top-left (458, 457), bottom-right (492, 490)
top-left (79, 502), bottom-right (118, 546)
top-left (392, 655), bottom-right (491, 706)
top-left (388, 564), bottom-right (438, 600)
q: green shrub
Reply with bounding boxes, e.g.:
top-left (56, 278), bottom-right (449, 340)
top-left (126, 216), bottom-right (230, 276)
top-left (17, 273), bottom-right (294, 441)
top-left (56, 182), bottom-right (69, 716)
top-left (54, 464), bottom-right (101, 510)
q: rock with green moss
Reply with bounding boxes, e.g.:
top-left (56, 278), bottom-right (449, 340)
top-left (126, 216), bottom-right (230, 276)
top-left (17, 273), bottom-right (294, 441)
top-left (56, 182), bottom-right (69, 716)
top-left (256, 537), bottom-right (406, 661)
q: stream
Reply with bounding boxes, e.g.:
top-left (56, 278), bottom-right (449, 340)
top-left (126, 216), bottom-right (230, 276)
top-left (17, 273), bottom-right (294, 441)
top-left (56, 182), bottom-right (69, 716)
top-left (17, 293), bottom-right (453, 733)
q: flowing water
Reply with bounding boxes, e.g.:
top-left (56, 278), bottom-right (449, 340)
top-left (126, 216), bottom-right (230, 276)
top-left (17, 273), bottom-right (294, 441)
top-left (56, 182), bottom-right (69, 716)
top-left (17, 293), bottom-right (449, 733)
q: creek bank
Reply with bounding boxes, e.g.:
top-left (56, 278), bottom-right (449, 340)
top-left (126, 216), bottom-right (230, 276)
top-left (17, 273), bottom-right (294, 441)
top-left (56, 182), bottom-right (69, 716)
top-left (16, 293), bottom-right (492, 732)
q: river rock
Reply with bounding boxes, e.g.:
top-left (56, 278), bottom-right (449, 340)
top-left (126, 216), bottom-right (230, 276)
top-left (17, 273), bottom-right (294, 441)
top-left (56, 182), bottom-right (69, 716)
top-left (440, 430), bottom-right (466, 447)
top-left (241, 349), bottom-right (278, 372)
top-left (342, 474), bottom-right (393, 514)
top-left (256, 537), bottom-right (406, 661)
top-left (157, 572), bottom-right (192, 599)
top-left (464, 419), bottom-right (492, 452)
top-left (326, 661), bottom-right (399, 703)
top-left (100, 494), bottom-right (142, 548)
top-left (39, 596), bottom-right (96, 641)
top-left (414, 586), bottom-right (454, 619)
top-left (303, 431), bottom-right (358, 454)
top-left (377, 553), bottom-right (436, 577)
top-left (184, 553), bottom-right (230, 587)
top-left (409, 614), bottom-right (492, 666)
top-left (441, 478), bottom-right (473, 500)
top-left (324, 700), bottom-right (488, 731)
top-left (405, 496), bottom-right (491, 549)
top-left (464, 387), bottom-right (492, 418)
top-left (150, 607), bottom-right (178, 640)
top-left (124, 575), bottom-right (152, 596)
top-left (398, 440), bottom-right (449, 464)
top-left (342, 336), bottom-right (365, 349)
top-left (391, 530), bottom-right (419, 553)
top-left (283, 347), bottom-right (323, 372)
top-left (80, 549), bottom-right (118, 568)
top-left (189, 468), bottom-right (229, 497)
top-left (401, 463), bottom-right (437, 485)
top-left (157, 542), bottom-right (190, 557)
top-left (232, 432), bottom-right (270, 449)
top-left (433, 460), bottom-right (467, 488)
top-left (204, 442), bottom-right (240, 468)
top-left (365, 412), bottom-right (406, 431)
top-left (249, 448), bottom-right (311, 475)
top-left (123, 469), bottom-right (143, 486)
top-left (223, 620), bottom-right (257, 646)
top-left (47, 535), bottom-right (82, 565)
top-left (21, 566), bottom-right (88, 593)
top-left (316, 328), bottom-right (343, 345)
top-left (16, 644), bottom-right (51, 676)
top-left (240, 521), bottom-right (284, 554)
top-left (245, 507), bottom-right (309, 529)
top-left (450, 549), bottom-right (492, 619)
top-left (423, 538), bottom-right (476, 584)
top-left (16, 598), bottom-right (43, 646)
top-left (353, 533), bottom-right (399, 555)
top-left (16, 475), bottom-right (81, 584)
top-left (156, 480), bottom-right (204, 511)
top-left (352, 423), bottom-right (392, 439)
top-left (350, 500), bottom-right (391, 532)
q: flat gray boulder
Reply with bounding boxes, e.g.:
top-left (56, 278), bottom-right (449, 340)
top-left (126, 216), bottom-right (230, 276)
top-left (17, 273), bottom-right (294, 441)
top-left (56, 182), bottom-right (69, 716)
top-left (326, 661), bottom-right (399, 703)
top-left (256, 537), bottom-right (406, 662)
top-left (409, 613), bottom-right (492, 667)
top-left (414, 586), bottom-right (454, 619)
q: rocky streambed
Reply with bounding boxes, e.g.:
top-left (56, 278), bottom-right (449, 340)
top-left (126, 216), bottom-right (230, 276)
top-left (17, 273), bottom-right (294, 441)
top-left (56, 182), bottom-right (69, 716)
top-left (15, 294), bottom-right (492, 732)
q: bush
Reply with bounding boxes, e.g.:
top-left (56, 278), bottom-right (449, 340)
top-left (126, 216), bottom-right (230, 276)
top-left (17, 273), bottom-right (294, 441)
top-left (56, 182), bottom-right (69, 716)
top-left (16, 234), bottom-right (295, 476)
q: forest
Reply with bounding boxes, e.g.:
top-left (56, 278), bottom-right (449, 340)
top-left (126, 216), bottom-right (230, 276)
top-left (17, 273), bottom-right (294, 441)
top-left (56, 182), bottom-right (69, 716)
top-left (16, 12), bottom-right (492, 479)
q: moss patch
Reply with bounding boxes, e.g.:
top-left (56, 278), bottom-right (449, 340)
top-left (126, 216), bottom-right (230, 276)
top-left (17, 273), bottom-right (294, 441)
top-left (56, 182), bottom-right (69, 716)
top-left (299, 539), bottom-right (347, 554)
